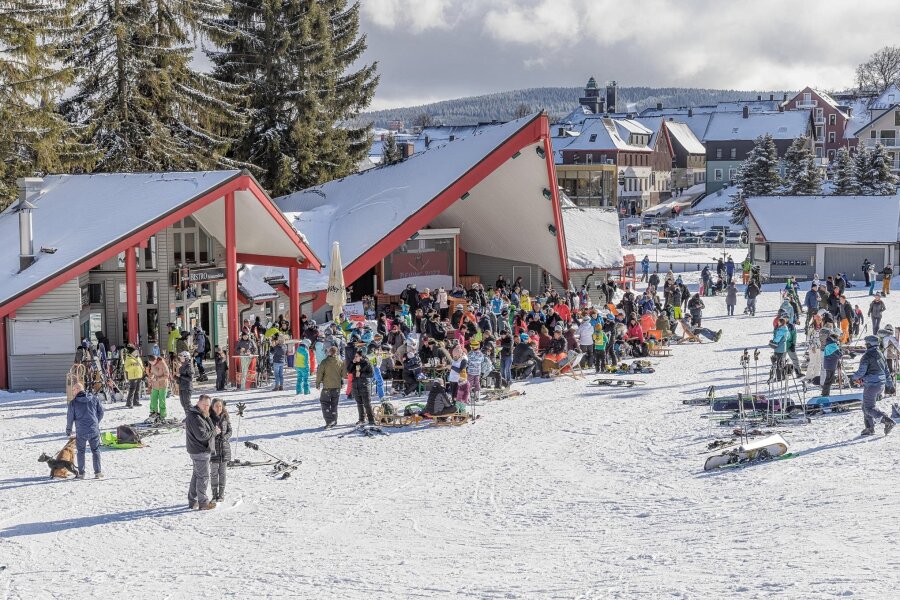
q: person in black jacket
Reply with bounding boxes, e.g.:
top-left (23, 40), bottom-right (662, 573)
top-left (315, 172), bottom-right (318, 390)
top-left (512, 333), bottom-right (540, 378)
top-left (688, 294), bottom-right (705, 327)
top-left (209, 398), bottom-right (232, 502)
top-left (745, 281), bottom-right (760, 316)
top-left (185, 394), bottom-right (216, 510)
top-left (402, 351), bottom-right (423, 395)
top-left (350, 352), bottom-right (375, 426)
top-left (177, 351), bottom-right (193, 417)
top-left (498, 332), bottom-right (513, 387)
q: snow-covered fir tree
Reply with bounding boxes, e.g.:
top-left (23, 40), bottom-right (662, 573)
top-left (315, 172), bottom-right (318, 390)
top-left (60, 0), bottom-right (238, 172)
top-left (210, 0), bottom-right (378, 196)
top-left (382, 133), bottom-right (401, 165)
top-left (781, 135), bottom-right (821, 195)
top-left (831, 147), bottom-right (858, 195)
top-left (867, 143), bottom-right (898, 194)
top-left (730, 134), bottom-right (780, 223)
top-left (854, 146), bottom-right (873, 194)
top-left (0, 0), bottom-right (83, 209)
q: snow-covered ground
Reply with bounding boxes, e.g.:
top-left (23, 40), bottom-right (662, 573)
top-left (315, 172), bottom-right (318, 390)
top-left (4, 282), bottom-right (900, 598)
top-left (626, 245), bottom-right (748, 265)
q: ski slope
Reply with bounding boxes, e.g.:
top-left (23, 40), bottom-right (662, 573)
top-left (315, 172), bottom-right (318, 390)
top-left (2, 283), bottom-right (900, 598)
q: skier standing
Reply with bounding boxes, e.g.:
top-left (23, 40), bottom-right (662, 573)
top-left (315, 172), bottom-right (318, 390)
top-left (804, 285), bottom-right (819, 330)
top-left (65, 383), bottom-right (104, 479)
top-left (294, 339), bottom-right (311, 396)
top-left (882, 264), bottom-right (893, 296)
top-left (316, 346), bottom-right (344, 428)
top-left (869, 293), bottom-right (886, 335)
top-left (851, 336), bottom-right (896, 436)
top-left (123, 344), bottom-right (144, 408)
top-left (209, 398), bottom-right (231, 503)
top-left (177, 351), bottom-right (193, 416)
top-left (186, 394), bottom-right (216, 510)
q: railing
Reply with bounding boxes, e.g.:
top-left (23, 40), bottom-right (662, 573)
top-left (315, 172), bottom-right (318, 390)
top-left (864, 138), bottom-right (900, 148)
top-left (796, 100), bottom-right (818, 108)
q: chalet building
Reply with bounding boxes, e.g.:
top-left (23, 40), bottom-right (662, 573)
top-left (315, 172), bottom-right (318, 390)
top-left (782, 87), bottom-right (850, 163)
top-left (703, 107), bottom-right (814, 194)
top-left (663, 120), bottom-right (707, 189)
top-left (853, 104), bottom-right (900, 174)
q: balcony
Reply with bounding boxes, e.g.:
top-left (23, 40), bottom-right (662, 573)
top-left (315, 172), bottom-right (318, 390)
top-left (796, 100), bottom-right (818, 108)
top-left (865, 138), bottom-right (900, 148)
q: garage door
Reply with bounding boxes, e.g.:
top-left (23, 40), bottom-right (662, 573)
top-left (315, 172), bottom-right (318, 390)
top-left (823, 247), bottom-right (886, 281)
top-left (9, 317), bottom-right (77, 355)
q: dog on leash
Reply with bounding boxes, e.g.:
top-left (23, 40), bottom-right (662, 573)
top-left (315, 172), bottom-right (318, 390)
top-left (38, 437), bottom-right (79, 478)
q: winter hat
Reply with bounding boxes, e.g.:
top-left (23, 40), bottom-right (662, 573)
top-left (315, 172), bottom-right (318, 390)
top-left (519, 333), bottom-right (530, 342)
top-left (865, 335), bottom-right (880, 347)
top-left (594, 323), bottom-right (602, 330)
top-left (554, 325), bottom-right (563, 333)
top-left (470, 341), bottom-right (481, 349)
top-left (179, 351), bottom-right (191, 359)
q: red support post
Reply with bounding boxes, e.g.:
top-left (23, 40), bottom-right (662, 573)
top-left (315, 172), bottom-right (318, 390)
top-left (289, 266), bottom-right (300, 339)
top-left (0, 316), bottom-right (8, 390)
top-left (125, 247), bottom-right (139, 346)
top-left (225, 192), bottom-right (239, 384)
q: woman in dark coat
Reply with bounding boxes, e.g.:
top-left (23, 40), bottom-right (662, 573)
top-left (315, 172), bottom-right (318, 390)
top-left (209, 398), bottom-right (232, 502)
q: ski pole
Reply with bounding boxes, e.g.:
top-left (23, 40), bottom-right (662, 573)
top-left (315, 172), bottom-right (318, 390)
top-left (232, 402), bottom-right (246, 460)
top-left (244, 441), bottom-right (297, 466)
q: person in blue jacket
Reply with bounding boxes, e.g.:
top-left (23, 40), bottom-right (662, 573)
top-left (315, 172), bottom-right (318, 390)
top-left (641, 255), bottom-right (650, 282)
top-left (770, 317), bottom-right (789, 381)
top-left (65, 383), bottom-right (105, 479)
top-left (725, 256), bottom-right (735, 284)
top-left (804, 284), bottom-right (820, 330)
top-left (851, 335), bottom-right (896, 436)
top-left (821, 332), bottom-right (842, 397)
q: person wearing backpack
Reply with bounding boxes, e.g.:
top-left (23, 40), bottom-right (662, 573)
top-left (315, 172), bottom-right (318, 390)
top-left (209, 398), bottom-right (232, 503)
top-left (123, 344), bottom-right (144, 408)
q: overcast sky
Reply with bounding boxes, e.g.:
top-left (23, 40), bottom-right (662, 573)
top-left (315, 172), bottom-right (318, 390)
top-left (359, 0), bottom-right (900, 110)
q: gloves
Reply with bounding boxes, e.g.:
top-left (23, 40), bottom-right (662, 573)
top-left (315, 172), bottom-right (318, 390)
top-left (65, 430), bottom-right (72, 437)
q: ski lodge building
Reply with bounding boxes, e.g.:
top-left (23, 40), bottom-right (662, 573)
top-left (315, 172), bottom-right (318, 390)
top-left (0, 113), bottom-right (625, 391)
top-left (0, 172), bottom-right (321, 391)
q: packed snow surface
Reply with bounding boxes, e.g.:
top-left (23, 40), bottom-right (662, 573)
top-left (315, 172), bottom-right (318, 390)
top-left (627, 246), bottom-right (748, 265)
top-left (4, 283), bottom-right (900, 597)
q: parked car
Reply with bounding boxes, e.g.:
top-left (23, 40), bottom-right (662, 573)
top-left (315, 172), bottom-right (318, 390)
top-left (701, 230), bottom-right (724, 243)
top-left (724, 231), bottom-right (747, 245)
top-left (678, 236), bottom-right (700, 245)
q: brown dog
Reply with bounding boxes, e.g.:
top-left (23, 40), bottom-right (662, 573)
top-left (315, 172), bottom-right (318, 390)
top-left (38, 437), bottom-right (79, 478)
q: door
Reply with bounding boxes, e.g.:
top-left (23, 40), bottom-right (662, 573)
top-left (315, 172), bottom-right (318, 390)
top-left (512, 266), bottom-right (533, 292)
top-left (824, 246), bottom-right (886, 281)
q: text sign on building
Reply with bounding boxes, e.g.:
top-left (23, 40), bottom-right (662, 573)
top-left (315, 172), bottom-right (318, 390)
top-left (178, 266), bottom-right (227, 284)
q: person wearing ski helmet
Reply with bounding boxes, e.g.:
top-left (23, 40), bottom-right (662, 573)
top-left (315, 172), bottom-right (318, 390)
top-left (851, 335), bottom-right (896, 436)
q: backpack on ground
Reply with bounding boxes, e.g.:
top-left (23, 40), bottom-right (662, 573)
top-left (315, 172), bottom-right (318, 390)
top-left (116, 425), bottom-right (142, 445)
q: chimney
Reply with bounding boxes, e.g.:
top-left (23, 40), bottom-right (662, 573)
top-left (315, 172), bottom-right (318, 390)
top-left (783, 93), bottom-right (788, 101)
top-left (449, 135), bottom-right (456, 142)
top-left (742, 105), bottom-right (749, 119)
top-left (769, 94), bottom-right (775, 101)
top-left (847, 107), bottom-right (853, 118)
top-left (688, 108), bottom-right (693, 117)
top-left (558, 127), bottom-right (565, 137)
top-left (656, 102), bottom-right (663, 110)
top-left (778, 104), bottom-right (784, 113)
top-left (757, 95), bottom-right (762, 101)
top-left (15, 177), bottom-right (42, 272)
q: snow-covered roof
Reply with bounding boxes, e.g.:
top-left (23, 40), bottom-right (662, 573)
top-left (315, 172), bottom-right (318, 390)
top-left (715, 100), bottom-right (783, 113)
top-left (664, 121), bottom-right (706, 154)
top-left (277, 113), bottom-right (567, 291)
top-left (560, 105), bottom-right (593, 125)
top-left (562, 207), bottom-right (624, 269)
top-left (746, 194), bottom-right (900, 244)
top-left (872, 84), bottom-right (900, 110)
top-left (238, 265), bottom-right (280, 302)
top-left (703, 110), bottom-right (811, 142)
top-left (843, 97), bottom-right (873, 139)
top-left (563, 117), bottom-right (650, 152)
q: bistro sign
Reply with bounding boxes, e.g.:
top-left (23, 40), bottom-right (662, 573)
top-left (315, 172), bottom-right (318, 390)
top-left (176, 266), bottom-right (228, 284)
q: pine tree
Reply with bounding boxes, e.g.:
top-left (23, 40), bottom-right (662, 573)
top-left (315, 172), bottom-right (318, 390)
top-left (0, 0), bottom-right (84, 209)
top-left (210, 0), bottom-right (378, 196)
top-left (382, 133), bottom-right (400, 165)
top-left (60, 0), bottom-right (237, 172)
top-left (731, 134), bottom-right (781, 223)
top-left (832, 147), bottom-right (857, 195)
top-left (782, 136), bottom-right (821, 195)
top-left (854, 146), bottom-right (874, 194)
top-left (868, 142), bottom-right (898, 195)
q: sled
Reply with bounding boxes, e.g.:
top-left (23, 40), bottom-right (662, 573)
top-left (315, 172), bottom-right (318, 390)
top-left (591, 378), bottom-right (646, 388)
top-left (373, 403), bottom-right (414, 427)
top-left (606, 303), bottom-right (619, 317)
top-left (703, 434), bottom-right (789, 471)
top-left (480, 389), bottom-right (525, 401)
top-left (428, 412), bottom-right (479, 426)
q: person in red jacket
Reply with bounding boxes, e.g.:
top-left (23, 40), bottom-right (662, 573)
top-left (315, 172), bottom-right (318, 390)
top-left (625, 318), bottom-right (647, 357)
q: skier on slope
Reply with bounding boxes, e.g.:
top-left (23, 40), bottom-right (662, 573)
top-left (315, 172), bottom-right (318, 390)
top-left (851, 336), bottom-right (896, 436)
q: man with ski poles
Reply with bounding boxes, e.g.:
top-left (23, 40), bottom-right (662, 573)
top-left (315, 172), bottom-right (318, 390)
top-left (851, 335), bottom-right (896, 436)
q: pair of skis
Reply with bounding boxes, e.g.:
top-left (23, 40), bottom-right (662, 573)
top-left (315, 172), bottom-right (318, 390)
top-left (339, 424), bottom-right (389, 438)
top-left (236, 441), bottom-right (301, 479)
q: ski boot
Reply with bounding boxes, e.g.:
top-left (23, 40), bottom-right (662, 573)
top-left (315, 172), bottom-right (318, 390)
top-left (861, 427), bottom-right (876, 436)
top-left (883, 417), bottom-right (896, 435)
top-left (714, 330), bottom-right (723, 342)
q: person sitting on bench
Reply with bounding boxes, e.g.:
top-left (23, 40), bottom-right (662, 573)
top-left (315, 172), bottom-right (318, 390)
top-left (424, 379), bottom-right (457, 417)
top-left (401, 351), bottom-right (424, 395)
top-left (512, 333), bottom-right (540, 379)
top-left (541, 326), bottom-right (569, 376)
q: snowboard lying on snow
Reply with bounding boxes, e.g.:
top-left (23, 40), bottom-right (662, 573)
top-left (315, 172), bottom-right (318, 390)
top-left (805, 393), bottom-right (863, 413)
top-left (703, 434), bottom-right (790, 471)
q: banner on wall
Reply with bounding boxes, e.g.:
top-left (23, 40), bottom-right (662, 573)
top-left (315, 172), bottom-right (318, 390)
top-left (390, 251), bottom-right (450, 280)
top-left (343, 301), bottom-right (365, 317)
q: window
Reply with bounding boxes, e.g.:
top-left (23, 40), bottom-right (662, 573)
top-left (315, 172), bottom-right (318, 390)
top-left (829, 114), bottom-right (836, 126)
top-left (729, 168), bottom-right (737, 181)
top-left (585, 154), bottom-right (593, 165)
top-left (118, 282), bottom-right (141, 304)
top-left (145, 281), bottom-right (158, 305)
top-left (143, 235), bottom-right (157, 270)
top-left (716, 148), bottom-right (722, 159)
top-left (88, 283), bottom-right (103, 304)
top-left (871, 130), bottom-right (877, 139)
top-left (730, 148), bottom-right (736, 159)
top-left (815, 125), bottom-right (823, 138)
top-left (589, 134), bottom-right (597, 142)
top-left (895, 111), bottom-right (900, 126)
top-left (828, 131), bottom-right (835, 143)
top-left (815, 147), bottom-right (823, 158)
top-left (828, 150), bottom-right (835, 160)
top-left (146, 309), bottom-right (159, 344)
top-left (803, 92), bottom-right (811, 103)
top-left (714, 169), bottom-right (723, 181)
